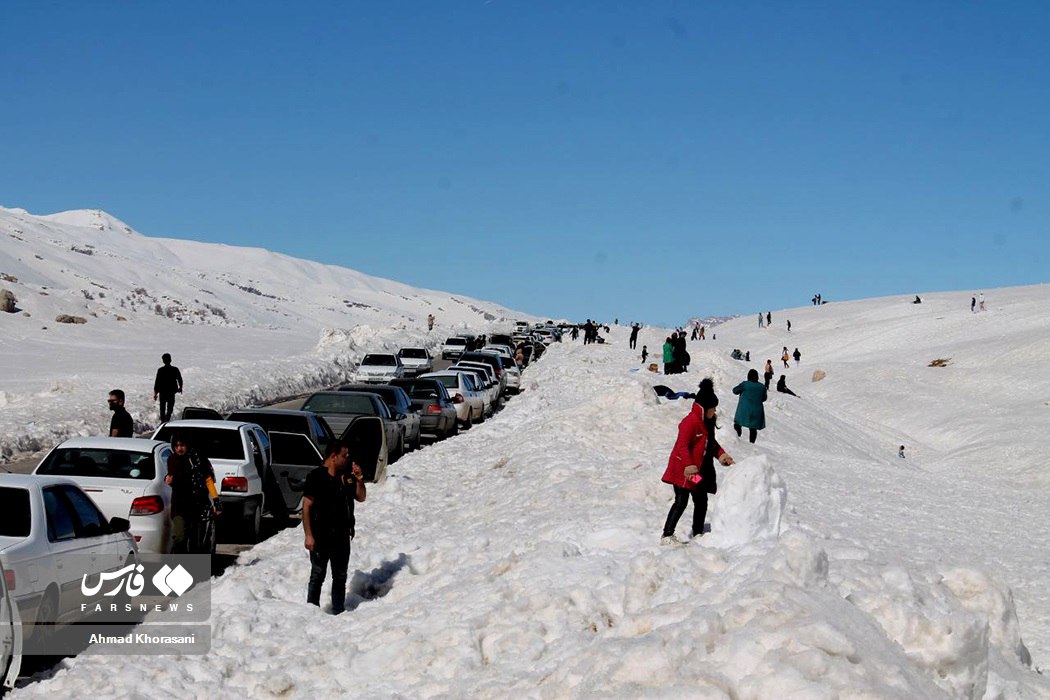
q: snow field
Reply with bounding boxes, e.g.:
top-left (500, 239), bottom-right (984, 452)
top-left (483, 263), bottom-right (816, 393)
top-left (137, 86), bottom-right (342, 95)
top-left (17, 330), bottom-right (1048, 698)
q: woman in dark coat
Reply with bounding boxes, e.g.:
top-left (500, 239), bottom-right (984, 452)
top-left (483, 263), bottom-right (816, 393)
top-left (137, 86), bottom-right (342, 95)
top-left (660, 378), bottom-right (735, 544)
top-left (732, 369), bottom-right (767, 444)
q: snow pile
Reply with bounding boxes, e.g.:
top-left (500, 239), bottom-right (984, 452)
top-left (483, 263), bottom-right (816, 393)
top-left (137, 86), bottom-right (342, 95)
top-left (15, 336), bottom-right (1048, 697)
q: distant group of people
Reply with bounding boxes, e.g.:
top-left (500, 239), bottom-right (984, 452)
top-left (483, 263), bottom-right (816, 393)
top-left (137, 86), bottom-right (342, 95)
top-left (811, 293), bottom-right (823, 305)
top-left (690, 324), bottom-right (706, 341)
top-left (971, 293), bottom-right (986, 312)
top-left (662, 332), bottom-right (690, 374)
top-left (578, 319), bottom-right (605, 344)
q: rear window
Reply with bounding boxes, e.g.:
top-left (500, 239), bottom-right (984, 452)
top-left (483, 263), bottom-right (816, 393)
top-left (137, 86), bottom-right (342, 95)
top-left (153, 427), bottom-right (246, 460)
top-left (228, 413), bottom-right (304, 435)
top-left (362, 354), bottom-right (397, 366)
top-left (398, 348), bottom-right (428, 359)
top-left (431, 375), bottom-right (459, 389)
top-left (0, 487), bottom-right (31, 537)
top-left (37, 448), bottom-right (156, 480)
top-left (445, 337), bottom-right (466, 346)
top-left (393, 380), bottom-right (442, 399)
top-left (303, 394), bottom-right (377, 415)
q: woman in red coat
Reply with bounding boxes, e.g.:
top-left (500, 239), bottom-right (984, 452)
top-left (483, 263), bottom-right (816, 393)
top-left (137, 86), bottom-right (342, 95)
top-left (661, 378), bottom-right (734, 544)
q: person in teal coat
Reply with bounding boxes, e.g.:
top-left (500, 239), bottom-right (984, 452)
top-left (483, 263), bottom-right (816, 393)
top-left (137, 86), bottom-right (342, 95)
top-left (662, 337), bottom-right (675, 375)
top-left (732, 369), bottom-right (767, 444)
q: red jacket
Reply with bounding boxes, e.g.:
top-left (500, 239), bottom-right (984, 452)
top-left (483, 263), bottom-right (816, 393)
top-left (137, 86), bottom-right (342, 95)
top-left (662, 403), bottom-right (724, 489)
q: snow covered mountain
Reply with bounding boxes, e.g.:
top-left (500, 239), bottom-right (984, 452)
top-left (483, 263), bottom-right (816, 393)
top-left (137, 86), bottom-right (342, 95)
top-left (0, 206), bottom-right (536, 459)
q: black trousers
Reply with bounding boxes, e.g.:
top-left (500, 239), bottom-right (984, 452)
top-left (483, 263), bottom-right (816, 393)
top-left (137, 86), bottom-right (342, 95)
top-left (308, 540), bottom-right (351, 613)
top-left (159, 393), bottom-right (176, 423)
top-left (662, 485), bottom-right (708, 538)
top-left (734, 422), bottom-right (757, 443)
top-left (764, 373), bottom-right (773, 390)
top-left (629, 336), bottom-right (637, 349)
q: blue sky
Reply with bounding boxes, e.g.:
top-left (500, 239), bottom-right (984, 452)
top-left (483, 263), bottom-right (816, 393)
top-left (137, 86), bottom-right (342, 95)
top-left (2, 1), bottom-right (1047, 325)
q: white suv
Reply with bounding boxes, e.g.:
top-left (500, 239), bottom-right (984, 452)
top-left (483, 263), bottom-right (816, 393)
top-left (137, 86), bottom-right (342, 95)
top-left (356, 353), bottom-right (405, 383)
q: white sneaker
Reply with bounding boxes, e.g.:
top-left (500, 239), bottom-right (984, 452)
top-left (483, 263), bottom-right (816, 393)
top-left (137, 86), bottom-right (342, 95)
top-left (660, 535), bottom-right (685, 546)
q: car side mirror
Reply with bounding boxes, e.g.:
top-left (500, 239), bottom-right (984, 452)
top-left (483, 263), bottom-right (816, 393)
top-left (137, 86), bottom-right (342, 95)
top-left (109, 517), bottom-right (131, 533)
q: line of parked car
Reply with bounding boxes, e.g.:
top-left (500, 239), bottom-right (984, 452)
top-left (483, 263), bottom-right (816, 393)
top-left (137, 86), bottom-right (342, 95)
top-left (0, 322), bottom-right (561, 683)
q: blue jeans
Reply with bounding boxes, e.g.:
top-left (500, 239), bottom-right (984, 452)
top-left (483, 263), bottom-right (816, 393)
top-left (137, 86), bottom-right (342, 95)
top-left (308, 541), bottom-right (351, 613)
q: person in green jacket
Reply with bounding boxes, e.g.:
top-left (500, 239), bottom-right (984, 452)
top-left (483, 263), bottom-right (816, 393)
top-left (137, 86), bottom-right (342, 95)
top-left (662, 337), bottom-right (675, 375)
top-left (732, 369), bottom-right (768, 444)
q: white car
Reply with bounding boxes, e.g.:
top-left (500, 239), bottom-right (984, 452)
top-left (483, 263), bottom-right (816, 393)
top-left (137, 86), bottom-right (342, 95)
top-left (355, 353), bottom-right (405, 383)
top-left (152, 420), bottom-right (274, 543)
top-left (449, 362), bottom-right (500, 414)
top-left (419, 371), bottom-right (486, 428)
top-left (0, 474), bottom-right (137, 647)
top-left (34, 437), bottom-right (176, 554)
top-left (441, 336), bottom-right (468, 360)
top-left (397, 347), bottom-right (434, 376)
top-left (0, 548), bottom-right (21, 690)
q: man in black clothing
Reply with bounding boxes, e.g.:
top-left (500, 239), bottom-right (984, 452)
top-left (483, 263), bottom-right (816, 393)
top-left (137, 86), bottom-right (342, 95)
top-left (303, 441), bottom-right (366, 615)
top-left (108, 389), bottom-right (134, 437)
top-left (154, 353), bottom-right (184, 423)
top-left (629, 323), bottom-right (640, 349)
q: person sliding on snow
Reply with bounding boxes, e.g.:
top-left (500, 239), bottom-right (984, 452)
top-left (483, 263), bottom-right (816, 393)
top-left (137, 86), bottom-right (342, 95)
top-left (660, 378), bottom-right (734, 544)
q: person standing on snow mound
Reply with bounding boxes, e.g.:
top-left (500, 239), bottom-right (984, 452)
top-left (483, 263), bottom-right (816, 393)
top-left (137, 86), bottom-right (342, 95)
top-left (792, 348), bottom-right (801, 366)
top-left (732, 369), bottom-right (767, 444)
top-left (763, 359), bottom-right (774, 390)
top-left (629, 323), bottom-right (640, 349)
top-left (660, 378), bottom-right (735, 545)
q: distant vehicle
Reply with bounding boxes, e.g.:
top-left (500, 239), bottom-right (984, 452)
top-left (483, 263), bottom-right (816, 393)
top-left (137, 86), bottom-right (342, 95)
top-left (419, 371), bottom-right (486, 429)
top-left (390, 377), bottom-right (458, 439)
top-left (488, 333), bottom-right (515, 349)
top-left (34, 437), bottom-right (178, 554)
top-left (441, 336), bottom-right (468, 360)
top-left (460, 351), bottom-right (509, 395)
top-left (225, 408), bottom-right (335, 455)
top-left (513, 320), bottom-right (530, 333)
top-left (152, 420), bottom-right (277, 542)
top-left (449, 364), bottom-right (498, 416)
top-left (355, 353), bottom-right (405, 383)
top-left (301, 391), bottom-right (402, 466)
top-left (338, 384), bottom-right (422, 452)
top-left (0, 474), bottom-right (136, 648)
top-left (396, 347), bottom-right (434, 376)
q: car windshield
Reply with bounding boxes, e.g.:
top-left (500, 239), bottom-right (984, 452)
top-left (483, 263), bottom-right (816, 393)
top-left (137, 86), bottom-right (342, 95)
top-left (0, 487), bottom-right (31, 537)
top-left (303, 394), bottom-right (377, 415)
top-left (399, 348), bottom-right (428, 359)
top-left (37, 447), bottom-right (156, 480)
top-left (445, 338), bottom-right (466, 346)
top-left (362, 354), bottom-right (397, 366)
top-left (154, 427), bottom-right (245, 460)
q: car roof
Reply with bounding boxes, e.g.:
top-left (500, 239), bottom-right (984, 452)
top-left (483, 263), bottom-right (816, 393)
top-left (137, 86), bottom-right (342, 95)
top-left (227, 408), bottom-right (315, 417)
top-left (160, 419), bottom-right (250, 430)
top-left (0, 473), bottom-right (80, 488)
top-left (51, 437), bottom-right (167, 451)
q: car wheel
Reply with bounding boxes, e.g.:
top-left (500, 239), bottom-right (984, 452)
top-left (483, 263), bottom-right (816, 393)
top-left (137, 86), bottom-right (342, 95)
top-left (34, 588), bottom-right (59, 646)
top-left (462, 412), bottom-right (472, 430)
top-left (243, 498), bottom-right (262, 543)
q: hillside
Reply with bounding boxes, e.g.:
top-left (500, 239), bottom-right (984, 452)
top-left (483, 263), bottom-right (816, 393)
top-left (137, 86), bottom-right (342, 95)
top-left (0, 206), bottom-right (535, 459)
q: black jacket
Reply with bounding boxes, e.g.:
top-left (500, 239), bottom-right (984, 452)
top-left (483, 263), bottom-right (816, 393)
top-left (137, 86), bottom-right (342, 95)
top-left (154, 365), bottom-right (184, 394)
